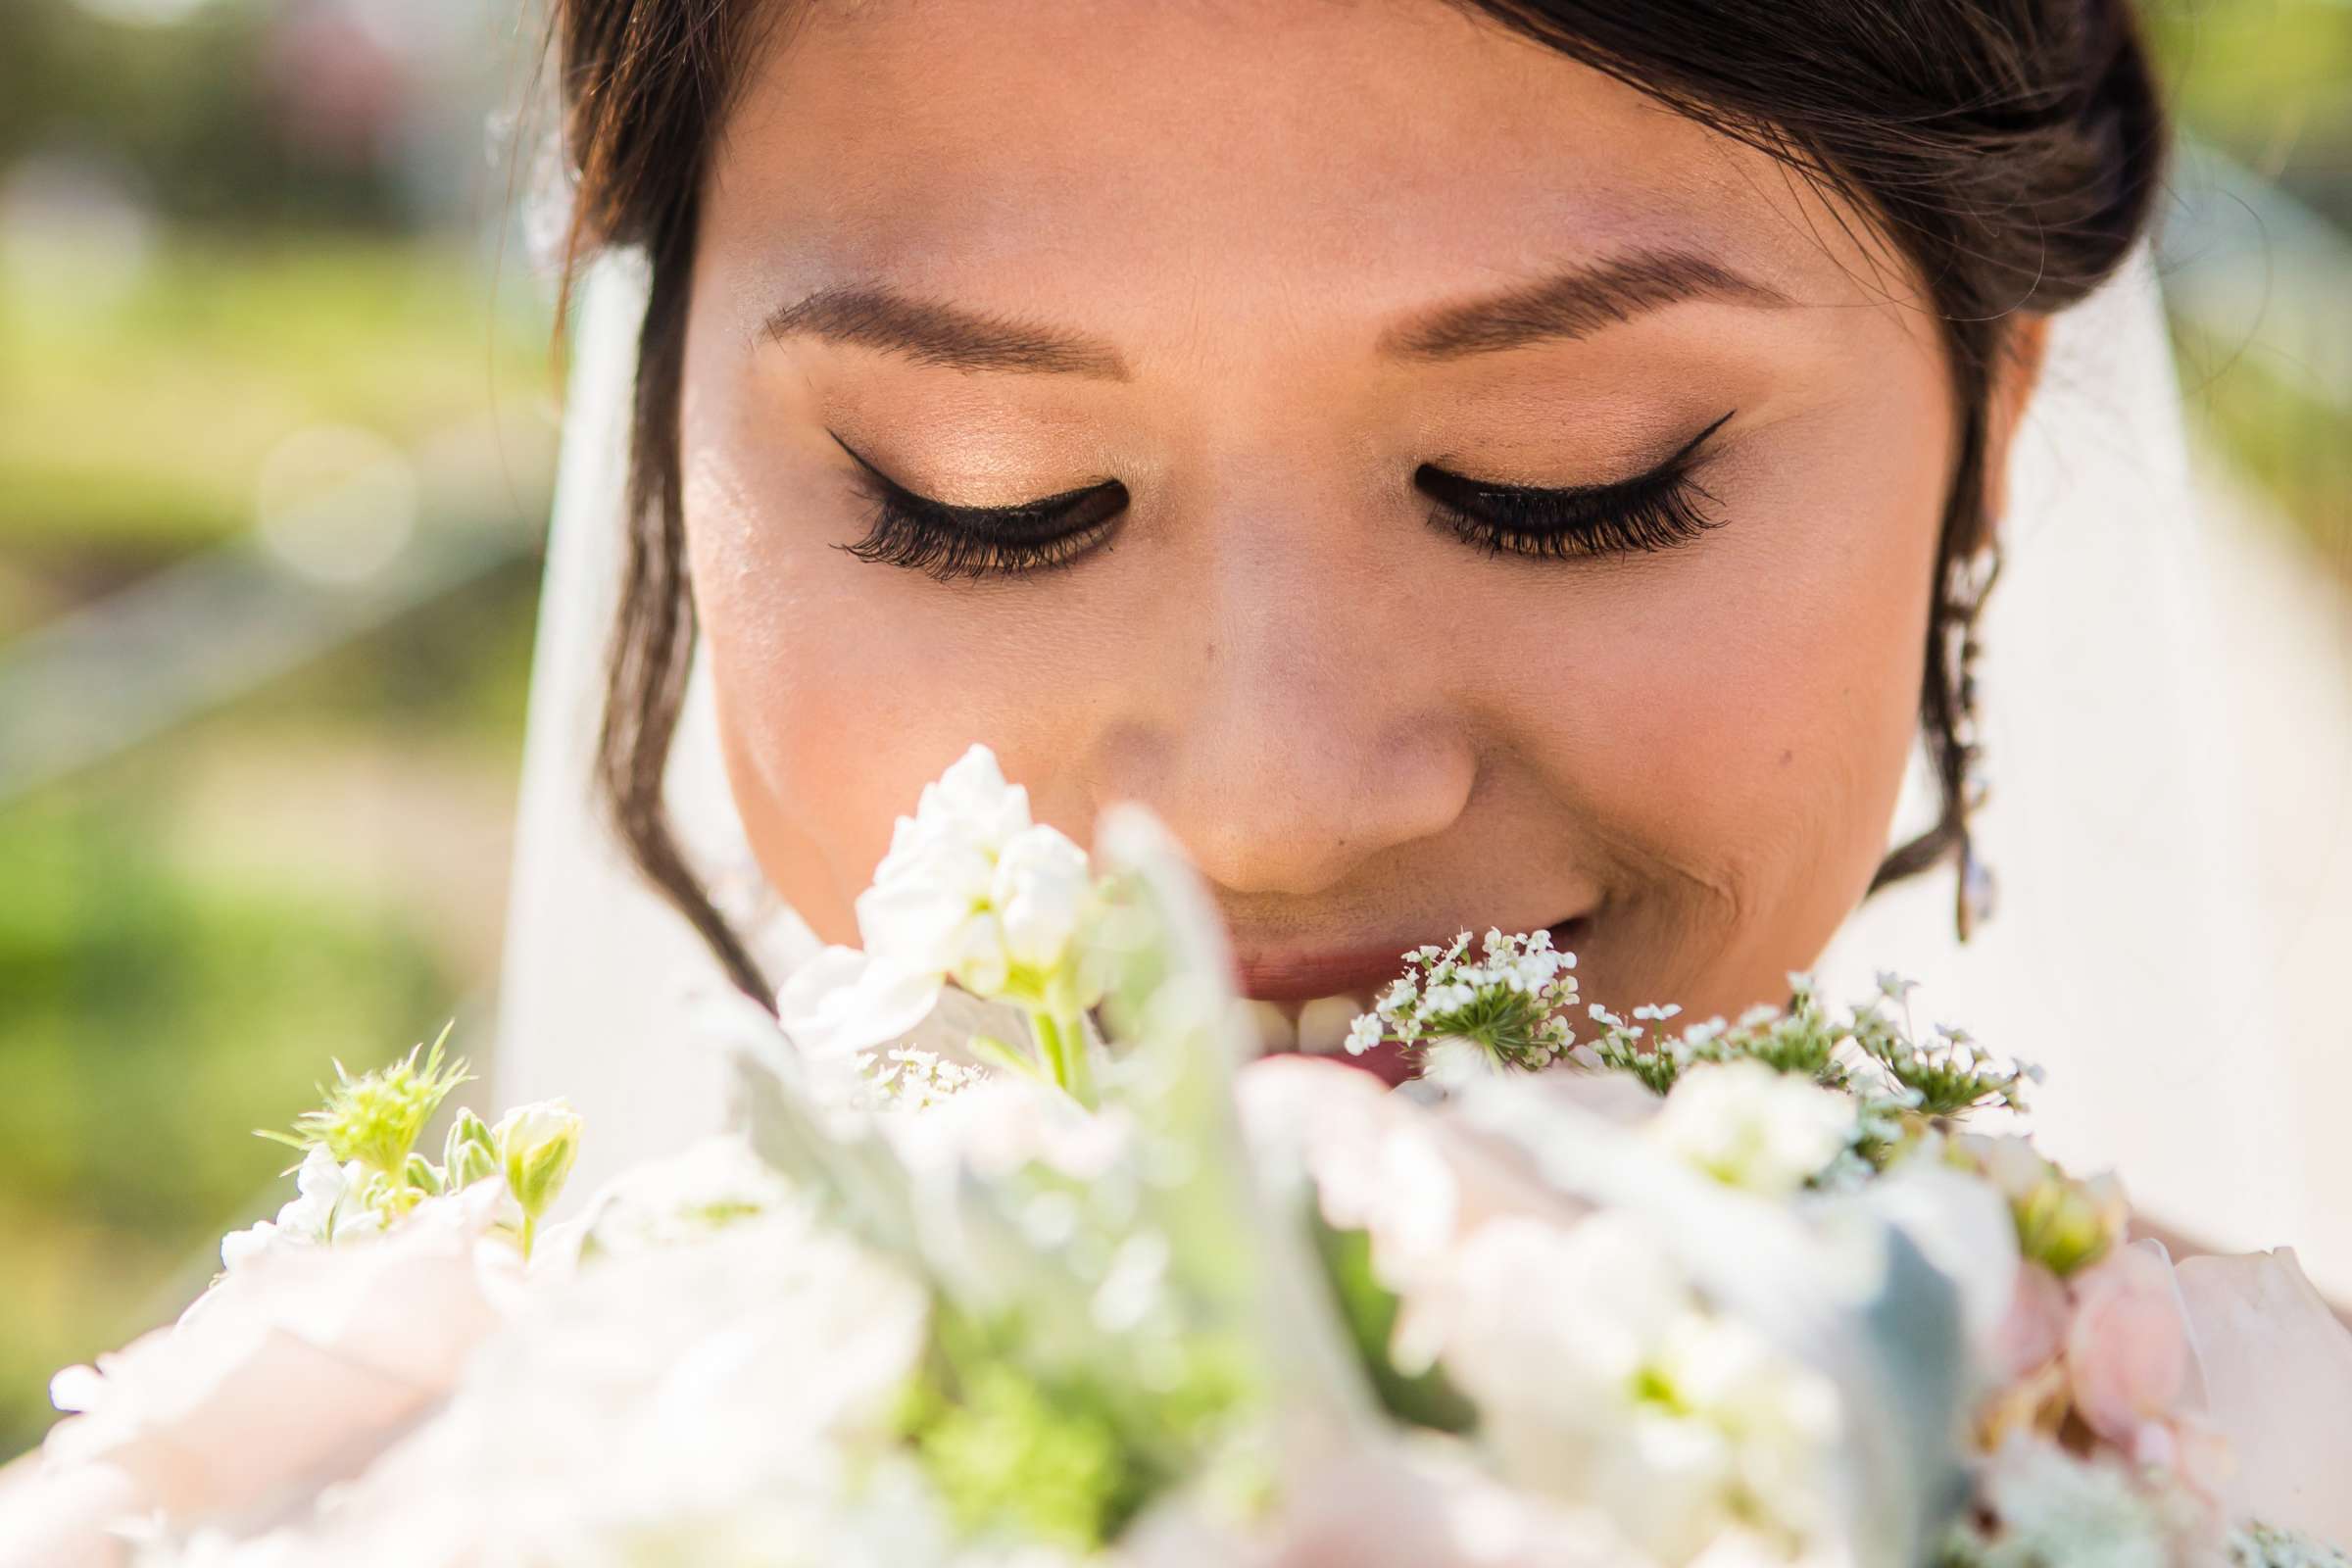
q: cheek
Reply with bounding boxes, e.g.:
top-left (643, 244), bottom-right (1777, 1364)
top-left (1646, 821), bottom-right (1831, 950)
top-left (1528, 385), bottom-right (1948, 1002)
top-left (679, 366), bottom-right (1087, 944)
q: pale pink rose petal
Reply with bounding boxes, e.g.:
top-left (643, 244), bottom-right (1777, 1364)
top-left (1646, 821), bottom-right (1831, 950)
top-left (1121, 1441), bottom-right (1625, 1568)
top-left (1236, 1054), bottom-right (1571, 1245)
top-left (34, 1180), bottom-right (519, 1530)
top-left (1996, 1261), bottom-right (2071, 1382)
top-left (2065, 1240), bottom-right (2192, 1452)
top-left (2173, 1247), bottom-right (2352, 1544)
top-left (0, 1455), bottom-right (142, 1568)
top-left (1523, 1064), bottom-right (1672, 1128)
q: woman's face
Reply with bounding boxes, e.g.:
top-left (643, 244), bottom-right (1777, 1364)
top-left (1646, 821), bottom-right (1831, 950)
top-left (679, 0), bottom-right (1973, 1046)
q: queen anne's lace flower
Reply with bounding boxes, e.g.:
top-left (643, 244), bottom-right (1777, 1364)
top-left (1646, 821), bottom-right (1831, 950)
top-left (1348, 928), bottom-right (1580, 1074)
top-left (855, 1047), bottom-right (989, 1112)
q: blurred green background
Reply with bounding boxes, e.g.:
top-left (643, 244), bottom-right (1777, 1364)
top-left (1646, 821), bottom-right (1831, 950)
top-left (0, 0), bottom-right (556, 1454)
top-left (0, 0), bottom-right (2347, 1460)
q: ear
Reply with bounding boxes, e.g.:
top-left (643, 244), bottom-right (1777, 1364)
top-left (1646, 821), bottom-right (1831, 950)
top-left (1978, 314), bottom-right (2053, 545)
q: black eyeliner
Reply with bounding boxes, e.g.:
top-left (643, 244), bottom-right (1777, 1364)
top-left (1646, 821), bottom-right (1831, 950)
top-left (1419, 409), bottom-right (1735, 511)
top-left (827, 429), bottom-right (1113, 522)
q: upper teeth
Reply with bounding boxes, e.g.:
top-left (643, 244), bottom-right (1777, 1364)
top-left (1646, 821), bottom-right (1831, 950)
top-left (1232, 996), bottom-right (1374, 1056)
top-left (1297, 995), bottom-right (1368, 1056)
top-left (1246, 1001), bottom-right (1297, 1054)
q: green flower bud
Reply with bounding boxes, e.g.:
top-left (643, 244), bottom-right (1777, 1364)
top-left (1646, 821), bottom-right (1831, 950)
top-left (356, 1167), bottom-right (407, 1222)
top-left (2014, 1169), bottom-right (2128, 1278)
top-left (494, 1099), bottom-right (583, 1221)
top-left (1955, 1132), bottom-right (2129, 1277)
top-left (443, 1107), bottom-right (500, 1190)
top-left (403, 1152), bottom-right (444, 1196)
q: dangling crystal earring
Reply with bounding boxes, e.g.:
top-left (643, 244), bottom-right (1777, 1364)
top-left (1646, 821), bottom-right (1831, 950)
top-left (1949, 541), bottom-right (2002, 944)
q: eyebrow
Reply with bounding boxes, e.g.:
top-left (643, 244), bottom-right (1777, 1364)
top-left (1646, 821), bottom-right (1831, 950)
top-left (761, 287), bottom-right (1134, 379)
top-left (759, 247), bottom-right (1785, 378)
top-left (1378, 248), bottom-right (1789, 362)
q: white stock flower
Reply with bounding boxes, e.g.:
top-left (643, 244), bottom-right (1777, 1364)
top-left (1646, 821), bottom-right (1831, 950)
top-left (777, 746), bottom-right (1104, 1064)
top-left (858, 826), bottom-right (996, 973)
top-left (991, 823), bottom-right (1092, 972)
top-left (776, 945), bottom-right (950, 1061)
top-left (914, 741), bottom-right (1033, 851)
top-left (1433, 1213), bottom-right (1841, 1565)
top-left (1646, 1060), bottom-right (1855, 1197)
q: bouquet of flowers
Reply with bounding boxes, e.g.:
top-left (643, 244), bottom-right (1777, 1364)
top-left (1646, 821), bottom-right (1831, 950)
top-left (7, 746), bottom-right (2348, 1568)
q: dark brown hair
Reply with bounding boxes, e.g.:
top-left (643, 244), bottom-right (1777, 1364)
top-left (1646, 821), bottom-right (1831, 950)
top-left (550, 0), bottom-right (2169, 1007)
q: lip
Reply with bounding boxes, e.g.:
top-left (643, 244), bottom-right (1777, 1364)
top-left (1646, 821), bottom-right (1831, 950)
top-left (1233, 915), bottom-right (1591, 1004)
top-left (1231, 916), bottom-right (1591, 1089)
top-left (1233, 942), bottom-right (1431, 1004)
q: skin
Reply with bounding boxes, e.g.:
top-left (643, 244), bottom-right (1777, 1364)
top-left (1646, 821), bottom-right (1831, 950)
top-left (678, 0), bottom-right (2047, 1029)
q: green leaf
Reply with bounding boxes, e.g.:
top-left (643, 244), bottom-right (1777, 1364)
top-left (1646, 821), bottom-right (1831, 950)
top-left (1305, 1206), bottom-right (1477, 1436)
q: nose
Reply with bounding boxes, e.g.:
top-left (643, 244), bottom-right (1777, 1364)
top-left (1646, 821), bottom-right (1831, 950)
top-left (1092, 493), bottom-right (1477, 900)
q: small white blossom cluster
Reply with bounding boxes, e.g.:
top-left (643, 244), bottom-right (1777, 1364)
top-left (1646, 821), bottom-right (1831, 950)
top-left (2230, 1523), bottom-right (2352, 1568)
top-left (1854, 972), bottom-right (2044, 1121)
top-left (853, 1046), bottom-right (989, 1112)
top-left (218, 1146), bottom-right (382, 1270)
top-left (1346, 927), bottom-right (1580, 1073)
top-left (1947, 1436), bottom-right (2213, 1568)
top-left (1582, 995), bottom-right (1807, 1099)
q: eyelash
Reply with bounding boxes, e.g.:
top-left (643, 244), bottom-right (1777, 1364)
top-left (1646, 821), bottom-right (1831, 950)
top-left (838, 411), bottom-right (1732, 581)
top-left (840, 470), bottom-right (1129, 582)
top-left (1417, 410), bottom-right (1733, 562)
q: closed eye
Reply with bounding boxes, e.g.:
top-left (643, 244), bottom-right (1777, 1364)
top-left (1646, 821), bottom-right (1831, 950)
top-left (1416, 410), bottom-right (1735, 561)
top-left (832, 409), bottom-right (1736, 582)
top-left (831, 432), bottom-right (1128, 581)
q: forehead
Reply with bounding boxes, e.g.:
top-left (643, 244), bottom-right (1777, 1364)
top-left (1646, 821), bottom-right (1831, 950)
top-left (700, 0), bottom-right (1910, 350)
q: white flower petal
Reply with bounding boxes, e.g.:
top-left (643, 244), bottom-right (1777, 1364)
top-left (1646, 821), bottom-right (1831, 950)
top-left (992, 823), bottom-right (1092, 970)
top-left (775, 946), bottom-right (944, 1059)
top-left (852, 872), bottom-right (975, 976)
top-left (945, 910), bottom-right (1011, 997)
top-left (923, 742), bottom-right (1032, 850)
top-left (1648, 1059), bottom-right (1853, 1196)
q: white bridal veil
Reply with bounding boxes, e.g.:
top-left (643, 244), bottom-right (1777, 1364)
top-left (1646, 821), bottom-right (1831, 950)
top-left (496, 233), bottom-right (2349, 1297)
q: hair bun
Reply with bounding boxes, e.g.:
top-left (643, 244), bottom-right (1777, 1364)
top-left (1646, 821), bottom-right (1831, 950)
top-left (2072, 0), bottom-right (2168, 279)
